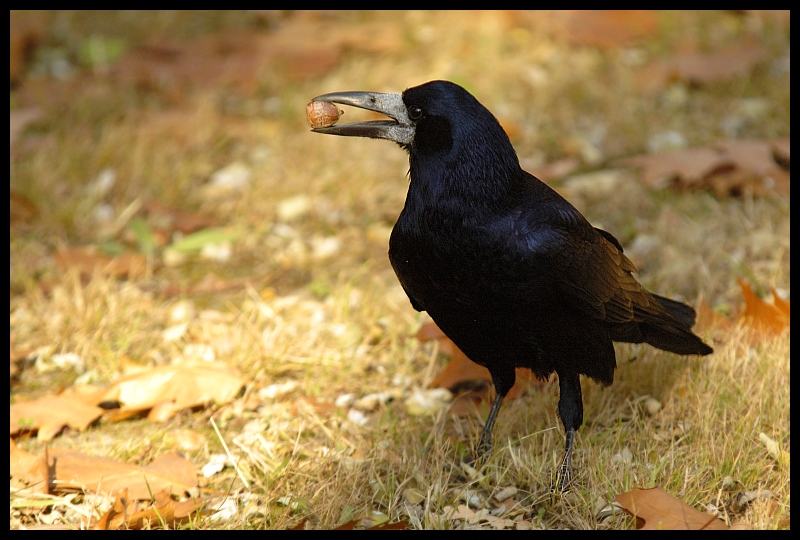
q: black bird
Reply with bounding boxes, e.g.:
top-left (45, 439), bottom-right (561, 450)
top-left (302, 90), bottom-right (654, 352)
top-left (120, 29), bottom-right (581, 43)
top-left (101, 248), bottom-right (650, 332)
top-left (310, 80), bottom-right (712, 489)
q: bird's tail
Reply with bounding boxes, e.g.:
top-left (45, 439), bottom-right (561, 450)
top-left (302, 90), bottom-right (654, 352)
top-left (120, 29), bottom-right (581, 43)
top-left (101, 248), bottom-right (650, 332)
top-left (652, 294), bottom-right (698, 327)
top-left (643, 295), bottom-right (713, 356)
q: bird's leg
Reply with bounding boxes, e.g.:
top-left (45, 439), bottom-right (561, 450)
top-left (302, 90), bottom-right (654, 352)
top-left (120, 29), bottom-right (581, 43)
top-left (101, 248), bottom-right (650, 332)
top-left (472, 390), bottom-right (505, 464)
top-left (553, 428), bottom-right (576, 491)
top-left (552, 372), bottom-right (583, 492)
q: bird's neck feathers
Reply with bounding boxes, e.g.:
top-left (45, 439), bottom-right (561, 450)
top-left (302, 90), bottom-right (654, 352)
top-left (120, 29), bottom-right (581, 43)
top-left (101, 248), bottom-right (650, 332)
top-left (407, 126), bottom-right (522, 214)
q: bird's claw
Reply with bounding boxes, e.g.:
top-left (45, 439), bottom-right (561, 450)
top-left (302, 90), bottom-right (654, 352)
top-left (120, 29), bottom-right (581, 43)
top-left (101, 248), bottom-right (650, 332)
top-left (550, 451), bottom-right (574, 492)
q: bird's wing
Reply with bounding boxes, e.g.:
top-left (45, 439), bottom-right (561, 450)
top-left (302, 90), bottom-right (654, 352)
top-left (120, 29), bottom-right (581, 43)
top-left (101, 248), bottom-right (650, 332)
top-left (518, 201), bottom-right (657, 325)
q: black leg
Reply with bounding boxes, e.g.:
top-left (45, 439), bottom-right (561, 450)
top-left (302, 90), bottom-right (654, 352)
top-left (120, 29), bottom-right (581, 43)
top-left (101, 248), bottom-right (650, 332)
top-left (553, 372), bottom-right (583, 491)
top-left (475, 390), bottom-right (505, 460)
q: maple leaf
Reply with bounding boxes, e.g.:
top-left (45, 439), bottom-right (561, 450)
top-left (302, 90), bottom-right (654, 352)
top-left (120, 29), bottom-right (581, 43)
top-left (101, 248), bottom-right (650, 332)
top-left (696, 278), bottom-right (789, 345)
top-left (736, 278), bottom-right (790, 336)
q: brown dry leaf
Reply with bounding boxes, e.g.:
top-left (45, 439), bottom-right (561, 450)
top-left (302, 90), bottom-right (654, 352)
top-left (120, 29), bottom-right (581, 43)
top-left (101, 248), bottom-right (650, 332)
top-left (737, 278), bottom-right (790, 336)
top-left (708, 139), bottom-right (790, 196)
top-left (10, 438), bottom-right (49, 495)
top-left (93, 488), bottom-right (170, 530)
top-left (418, 322), bottom-right (541, 404)
top-left (617, 139), bottom-right (790, 196)
top-left (147, 401), bottom-right (181, 423)
top-left (48, 449), bottom-right (198, 500)
top-left (9, 394), bottom-right (104, 439)
top-left (92, 487), bottom-right (208, 530)
top-left (637, 40), bottom-right (768, 91)
top-left (54, 246), bottom-right (148, 280)
top-left (696, 281), bottom-right (789, 346)
top-left (98, 362), bottom-right (245, 421)
top-left (615, 487), bottom-right (729, 530)
top-left (617, 147), bottom-right (733, 190)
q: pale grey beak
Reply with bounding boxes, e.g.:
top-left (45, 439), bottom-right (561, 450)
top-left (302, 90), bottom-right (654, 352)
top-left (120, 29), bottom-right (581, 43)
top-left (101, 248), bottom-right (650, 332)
top-left (310, 91), bottom-right (414, 145)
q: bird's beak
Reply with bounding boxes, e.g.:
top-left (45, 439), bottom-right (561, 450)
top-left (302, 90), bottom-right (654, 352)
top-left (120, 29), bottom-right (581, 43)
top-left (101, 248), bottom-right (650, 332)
top-left (309, 91), bottom-right (414, 145)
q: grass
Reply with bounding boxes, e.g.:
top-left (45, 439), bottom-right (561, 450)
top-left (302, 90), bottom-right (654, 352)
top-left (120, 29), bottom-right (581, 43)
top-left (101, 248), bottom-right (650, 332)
top-left (10, 10), bottom-right (789, 529)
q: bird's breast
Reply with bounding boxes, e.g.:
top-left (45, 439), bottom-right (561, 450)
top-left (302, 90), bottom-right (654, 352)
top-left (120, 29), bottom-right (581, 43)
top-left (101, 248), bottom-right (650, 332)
top-left (389, 212), bottom-right (514, 310)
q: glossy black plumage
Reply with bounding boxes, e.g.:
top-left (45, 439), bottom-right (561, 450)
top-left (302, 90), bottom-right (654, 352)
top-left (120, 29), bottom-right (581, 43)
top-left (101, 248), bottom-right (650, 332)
top-left (311, 80), bottom-right (712, 489)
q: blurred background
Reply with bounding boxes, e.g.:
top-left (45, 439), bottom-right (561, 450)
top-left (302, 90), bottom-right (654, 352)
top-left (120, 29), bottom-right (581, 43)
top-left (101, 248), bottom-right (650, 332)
top-left (10, 10), bottom-right (790, 303)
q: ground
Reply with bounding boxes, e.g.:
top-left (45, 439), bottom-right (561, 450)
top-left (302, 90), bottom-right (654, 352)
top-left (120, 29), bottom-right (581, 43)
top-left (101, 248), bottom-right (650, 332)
top-left (10, 10), bottom-right (790, 529)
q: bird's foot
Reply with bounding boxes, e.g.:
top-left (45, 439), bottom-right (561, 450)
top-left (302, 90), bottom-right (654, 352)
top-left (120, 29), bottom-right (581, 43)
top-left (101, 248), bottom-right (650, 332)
top-left (550, 438), bottom-right (575, 492)
top-left (550, 458), bottom-right (573, 493)
top-left (467, 436), bottom-right (492, 467)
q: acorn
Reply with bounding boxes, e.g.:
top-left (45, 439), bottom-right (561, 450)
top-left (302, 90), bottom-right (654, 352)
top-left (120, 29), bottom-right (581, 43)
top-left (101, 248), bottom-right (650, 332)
top-left (306, 101), bottom-right (343, 128)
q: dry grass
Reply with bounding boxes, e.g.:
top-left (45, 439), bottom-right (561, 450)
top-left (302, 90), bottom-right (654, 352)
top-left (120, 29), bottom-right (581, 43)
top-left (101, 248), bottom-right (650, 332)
top-left (11, 10), bottom-right (789, 529)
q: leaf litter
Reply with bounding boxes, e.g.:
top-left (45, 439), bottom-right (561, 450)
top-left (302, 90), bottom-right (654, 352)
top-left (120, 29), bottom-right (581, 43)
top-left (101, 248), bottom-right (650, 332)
top-left (10, 9), bottom-right (789, 530)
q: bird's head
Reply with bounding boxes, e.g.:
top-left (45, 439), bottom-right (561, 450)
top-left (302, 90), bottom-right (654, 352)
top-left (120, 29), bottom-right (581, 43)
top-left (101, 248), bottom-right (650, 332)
top-left (311, 80), bottom-right (515, 161)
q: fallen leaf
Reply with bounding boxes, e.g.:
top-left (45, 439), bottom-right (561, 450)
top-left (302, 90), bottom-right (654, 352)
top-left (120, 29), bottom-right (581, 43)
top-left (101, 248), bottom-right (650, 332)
top-left (616, 487), bottom-right (728, 530)
top-left (10, 438), bottom-right (49, 495)
top-left (92, 487), bottom-right (209, 529)
top-left (696, 280), bottom-right (790, 343)
top-left (48, 449), bottom-right (198, 500)
top-left (637, 40), bottom-right (768, 91)
top-left (418, 322), bottom-right (543, 406)
top-left (617, 147), bottom-right (733, 190)
top-left (737, 278), bottom-right (790, 336)
top-left (10, 395), bottom-right (104, 438)
top-left (97, 362), bottom-right (245, 421)
top-left (617, 139), bottom-right (790, 196)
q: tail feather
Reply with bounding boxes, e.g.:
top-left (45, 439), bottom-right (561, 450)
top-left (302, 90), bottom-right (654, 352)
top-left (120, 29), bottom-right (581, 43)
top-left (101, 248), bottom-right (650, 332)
top-left (611, 294), bottom-right (713, 356)
top-left (652, 294), bottom-right (697, 327)
top-left (642, 324), bottom-right (713, 356)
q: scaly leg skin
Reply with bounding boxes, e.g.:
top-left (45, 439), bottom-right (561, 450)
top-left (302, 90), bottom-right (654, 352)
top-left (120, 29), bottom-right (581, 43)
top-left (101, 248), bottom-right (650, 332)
top-left (552, 428), bottom-right (576, 492)
top-left (471, 390), bottom-right (506, 465)
top-left (553, 372), bottom-right (582, 492)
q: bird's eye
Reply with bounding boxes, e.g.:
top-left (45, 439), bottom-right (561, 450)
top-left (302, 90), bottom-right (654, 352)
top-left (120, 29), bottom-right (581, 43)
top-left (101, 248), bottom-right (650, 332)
top-left (408, 106), bottom-right (423, 120)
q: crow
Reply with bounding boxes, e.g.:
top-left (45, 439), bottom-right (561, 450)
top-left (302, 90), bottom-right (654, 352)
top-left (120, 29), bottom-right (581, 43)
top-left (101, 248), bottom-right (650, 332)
top-left (310, 80), bottom-right (712, 489)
